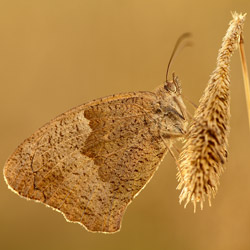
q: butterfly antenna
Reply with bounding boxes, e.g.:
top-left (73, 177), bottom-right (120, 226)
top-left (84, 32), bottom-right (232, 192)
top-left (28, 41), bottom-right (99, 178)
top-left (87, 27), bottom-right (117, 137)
top-left (166, 33), bottom-right (192, 82)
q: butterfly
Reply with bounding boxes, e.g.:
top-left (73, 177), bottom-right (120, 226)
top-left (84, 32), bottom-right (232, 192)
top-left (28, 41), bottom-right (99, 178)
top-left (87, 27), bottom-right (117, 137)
top-left (3, 34), bottom-right (190, 233)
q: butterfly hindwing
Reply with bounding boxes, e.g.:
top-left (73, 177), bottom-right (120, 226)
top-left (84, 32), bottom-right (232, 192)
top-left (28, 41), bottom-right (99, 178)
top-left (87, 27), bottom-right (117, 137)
top-left (4, 91), bottom-right (170, 232)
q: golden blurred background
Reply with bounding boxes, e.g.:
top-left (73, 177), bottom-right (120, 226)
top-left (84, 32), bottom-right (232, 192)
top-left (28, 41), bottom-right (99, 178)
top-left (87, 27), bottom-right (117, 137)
top-left (1, 1), bottom-right (250, 249)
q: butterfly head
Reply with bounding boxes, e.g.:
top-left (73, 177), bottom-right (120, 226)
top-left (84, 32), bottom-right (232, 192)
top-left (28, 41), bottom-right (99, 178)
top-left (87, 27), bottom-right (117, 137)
top-left (154, 73), bottom-right (188, 137)
top-left (164, 72), bottom-right (181, 95)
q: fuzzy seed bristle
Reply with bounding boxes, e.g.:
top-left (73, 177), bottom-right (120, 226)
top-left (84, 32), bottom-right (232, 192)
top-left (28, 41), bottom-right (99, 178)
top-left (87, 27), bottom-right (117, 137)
top-left (177, 12), bottom-right (247, 211)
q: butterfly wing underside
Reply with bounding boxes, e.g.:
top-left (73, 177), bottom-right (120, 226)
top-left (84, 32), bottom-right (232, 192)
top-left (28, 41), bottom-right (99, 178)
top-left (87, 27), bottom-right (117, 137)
top-left (4, 92), bottom-right (169, 233)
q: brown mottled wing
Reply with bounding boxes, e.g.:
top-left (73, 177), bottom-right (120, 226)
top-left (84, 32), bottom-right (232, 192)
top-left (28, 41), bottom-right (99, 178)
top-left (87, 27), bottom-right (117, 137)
top-left (4, 92), bottom-right (169, 233)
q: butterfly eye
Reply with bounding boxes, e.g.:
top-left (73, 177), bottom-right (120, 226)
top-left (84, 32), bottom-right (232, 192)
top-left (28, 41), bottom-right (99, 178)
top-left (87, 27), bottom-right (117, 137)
top-left (164, 81), bottom-right (177, 92)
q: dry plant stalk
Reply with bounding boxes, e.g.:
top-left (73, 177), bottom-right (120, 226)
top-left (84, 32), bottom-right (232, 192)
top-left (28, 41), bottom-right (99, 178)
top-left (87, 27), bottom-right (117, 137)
top-left (239, 35), bottom-right (250, 130)
top-left (177, 12), bottom-right (247, 211)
